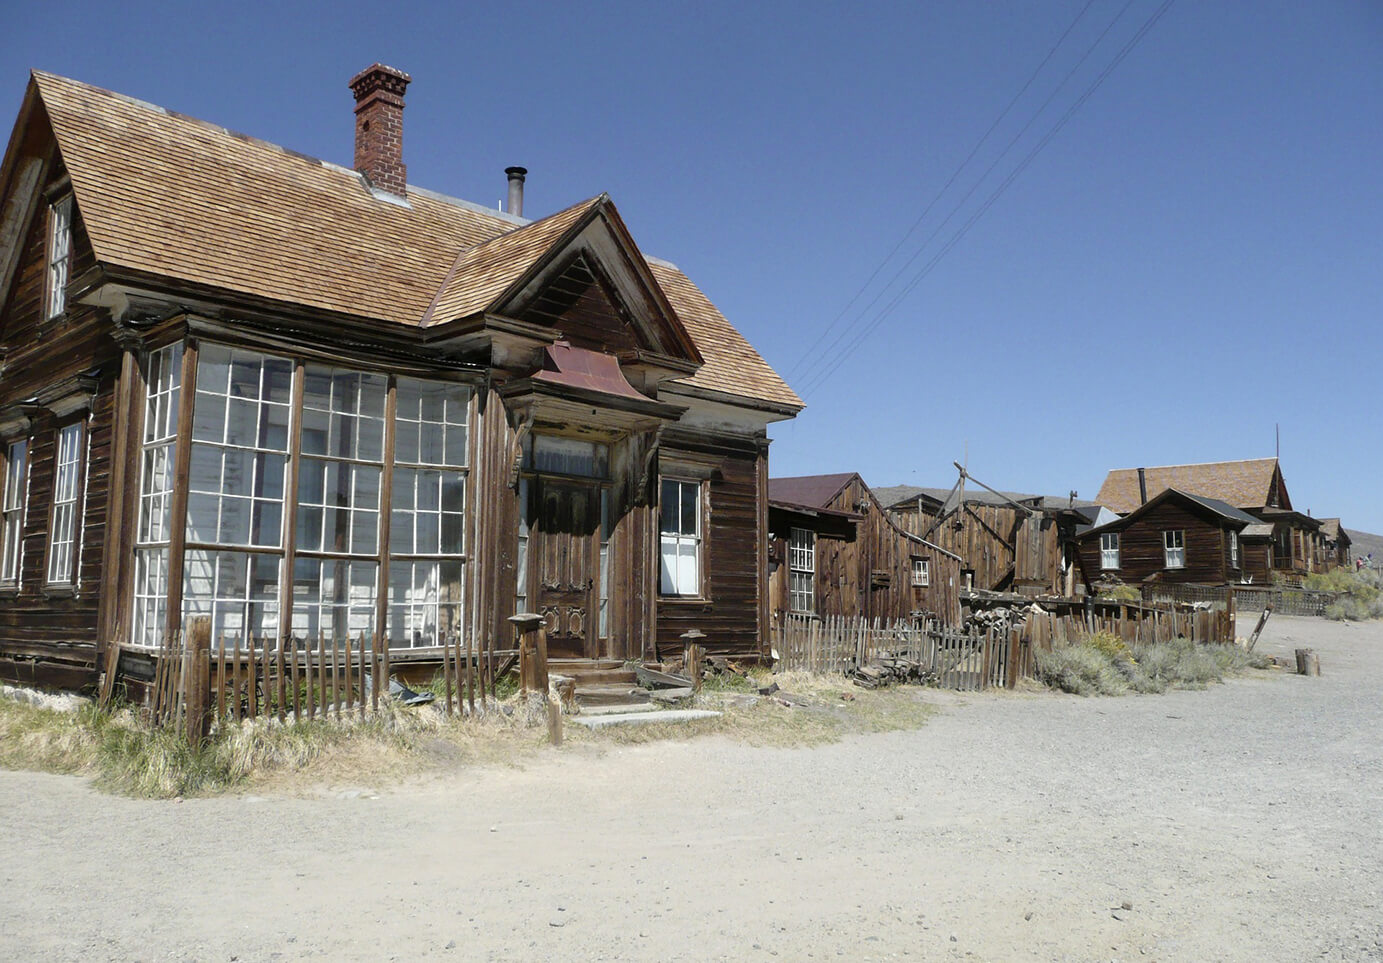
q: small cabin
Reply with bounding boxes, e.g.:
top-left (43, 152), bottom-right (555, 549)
top-left (767, 473), bottom-right (961, 626)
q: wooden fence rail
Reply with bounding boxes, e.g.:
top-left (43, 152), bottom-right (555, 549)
top-left (132, 622), bottom-right (488, 742)
top-left (1139, 581), bottom-right (1338, 618)
top-left (773, 593), bottom-right (1238, 692)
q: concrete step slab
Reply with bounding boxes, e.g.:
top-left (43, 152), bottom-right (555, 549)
top-left (570, 709), bottom-right (722, 730)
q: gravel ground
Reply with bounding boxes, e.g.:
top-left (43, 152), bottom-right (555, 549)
top-left (2, 615), bottom-right (1380, 962)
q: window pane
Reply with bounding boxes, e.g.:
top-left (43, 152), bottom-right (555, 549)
top-left (680, 483), bottom-right (697, 536)
top-left (660, 480), bottom-right (677, 533)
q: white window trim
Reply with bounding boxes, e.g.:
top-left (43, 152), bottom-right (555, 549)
top-left (1164, 530), bottom-right (1186, 569)
top-left (46, 194), bottom-right (73, 320)
top-left (911, 557), bottom-right (930, 587)
top-left (1230, 530), bottom-right (1240, 568)
top-left (1100, 532), bottom-right (1120, 570)
top-left (46, 421), bottom-right (87, 585)
top-left (789, 527), bottom-right (815, 613)
top-left (1, 438), bottom-right (30, 585)
top-left (659, 478), bottom-right (703, 598)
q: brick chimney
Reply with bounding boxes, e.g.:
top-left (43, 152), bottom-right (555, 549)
top-left (349, 63), bottom-right (411, 196)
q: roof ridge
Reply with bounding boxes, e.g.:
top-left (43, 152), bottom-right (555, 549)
top-left (1108, 457), bottom-right (1277, 472)
top-left (32, 69), bottom-right (526, 235)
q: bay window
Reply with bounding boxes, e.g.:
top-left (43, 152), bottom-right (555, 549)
top-left (129, 339), bottom-right (470, 651)
top-left (132, 343), bottom-right (181, 646)
top-left (385, 377), bottom-right (468, 648)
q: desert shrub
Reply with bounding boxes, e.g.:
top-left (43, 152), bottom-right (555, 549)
top-left (1034, 644), bottom-right (1128, 696)
top-left (1092, 578), bottom-right (1141, 602)
top-left (1037, 636), bottom-right (1264, 697)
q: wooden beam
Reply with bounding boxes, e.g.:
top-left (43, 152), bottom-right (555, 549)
top-left (161, 339), bottom-right (199, 647)
top-left (952, 463), bottom-right (1035, 516)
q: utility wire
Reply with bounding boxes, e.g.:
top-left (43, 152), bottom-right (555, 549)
top-left (795, 0), bottom-right (1175, 400)
top-left (792, 0), bottom-right (1141, 394)
top-left (783, 0), bottom-right (1099, 381)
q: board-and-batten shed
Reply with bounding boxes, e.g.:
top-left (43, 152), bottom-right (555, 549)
top-left (0, 66), bottom-right (803, 688)
top-left (767, 473), bottom-right (962, 626)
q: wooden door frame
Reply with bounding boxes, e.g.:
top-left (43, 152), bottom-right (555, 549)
top-left (527, 475), bottom-right (604, 660)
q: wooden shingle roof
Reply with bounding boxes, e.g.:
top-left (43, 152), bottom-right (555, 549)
top-left (27, 70), bottom-right (802, 412)
top-left (1096, 458), bottom-right (1282, 514)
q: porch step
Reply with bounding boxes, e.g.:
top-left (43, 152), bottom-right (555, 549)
top-left (573, 683), bottom-right (650, 709)
top-left (570, 709), bottom-right (722, 730)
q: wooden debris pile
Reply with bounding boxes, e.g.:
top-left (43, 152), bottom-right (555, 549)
top-left (850, 652), bottom-right (937, 689)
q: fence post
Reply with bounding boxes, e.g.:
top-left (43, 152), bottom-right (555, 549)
top-left (681, 629), bottom-right (706, 692)
top-left (184, 616), bottom-right (212, 747)
top-left (509, 613), bottom-right (547, 697)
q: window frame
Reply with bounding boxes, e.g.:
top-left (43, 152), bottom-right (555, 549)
top-left (1, 437), bottom-right (31, 587)
top-left (1100, 532), bottom-right (1120, 570)
top-left (45, 418), bottom-right (89, 587)
top-left (1163, 529), bottom-right (1186, 569)
top-left (1229, 529), bottom-right (1240, 568)
top-left (45, 194), bottom-right (74, 321)
top-left (658, 477), bottom-right (704, 598)
top-left (911, 556), bottom-right (930, 587)
top-left (788, 526), bottom-right (815, 614)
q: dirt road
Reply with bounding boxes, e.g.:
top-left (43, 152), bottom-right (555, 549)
top-left (3, 616), bottom-right (1380, 962)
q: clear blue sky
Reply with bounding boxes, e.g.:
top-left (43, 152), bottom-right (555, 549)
top-left (4, 1), bottom-right (1380, 530)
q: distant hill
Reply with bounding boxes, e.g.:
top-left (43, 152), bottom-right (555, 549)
top-left (1346, 529), bottom-right (1383, 562)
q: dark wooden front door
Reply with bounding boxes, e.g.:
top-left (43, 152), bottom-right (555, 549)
top-left (532, 479), bottom-right (600, 659)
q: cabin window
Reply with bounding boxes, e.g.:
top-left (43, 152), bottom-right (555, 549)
top-left (386, 377), bottom-right (470, 648)
top-left (186, 346), bottom-right (293, 643)
top-left (911, 557), bottom-right (930, 587)
top-left (46, 195), bottom-right (73, 320)
top-left (1230, 530), bottom-right (1240, 568)
top-left (132, 343), bottom-right (183, 646)
top-left (1100, 532), bottom-right (1120, 570)
top-left (1163, 530), bottom-right (1185, 569)
top-left (789, 527), bottom-right (815, 613)
top-left (46, 422), bottom-right (87, 585)
top-left (659, 478), bottom-right (701, 596)
top-left (1, 439), bottom-right (29, 585)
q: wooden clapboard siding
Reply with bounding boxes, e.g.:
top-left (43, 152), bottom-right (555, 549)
top-left (1075, 498), bottom-right (1233, 588)
top-left (518, 253), bottom-right (641, 355)
top-left (0, 174), bottom-right (120, 688)
top-left (655, 431), bottom-right (764, 659)
top-left (768, 475), bottom-right (962, 628)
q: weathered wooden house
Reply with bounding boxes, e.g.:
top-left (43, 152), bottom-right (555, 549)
top-left (876, 483), bottom-right (1099, 597)
top-left (1319, 518), bottom-right (1351, 571)
top-left (1072, 488), bottom-right (1261, 589)
top-left (0, 66), bottom-right (803, 688)
top-left (1095, 459), bottom-right (1329, 578)
top-left (767, 473), bottom-right (961, 625)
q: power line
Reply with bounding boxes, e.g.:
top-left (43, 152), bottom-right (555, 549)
top-left (783, 0), bottom-right (1099, 381)
top-left (795, 0), bottom-right (1176, 400)
top-left (792, 0), bottom-right (1142, 394)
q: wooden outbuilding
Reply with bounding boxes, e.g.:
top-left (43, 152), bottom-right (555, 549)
top-left (767, 473), bottom-right (961, 626)
top-left (0, 67), bottom-right (802, 688)
top-left (1319, 518), bottom-right (1351, 571)
top-left (876, 482), bottom-right (1099, 597)
top-left (1073, 488), bottom-right (1260, 589)
top-left (1095, 458), bottom-right (1330, 578)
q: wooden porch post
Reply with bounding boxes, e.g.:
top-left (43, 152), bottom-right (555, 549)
top-left (161, 338), bottom-right (199, 648)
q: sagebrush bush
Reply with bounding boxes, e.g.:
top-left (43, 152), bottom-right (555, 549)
top-left (1034, 644), bottom-right (1129, 696)
top-left (1307, 568), bottom-right (1383, 621)
top-left (1036, 637), bottom-right (1265, 697)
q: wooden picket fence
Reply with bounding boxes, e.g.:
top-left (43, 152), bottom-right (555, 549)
top-left (130, 617), bottom-right (488, 744)
top-left (771, 614), bottom-right (1020, 691)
